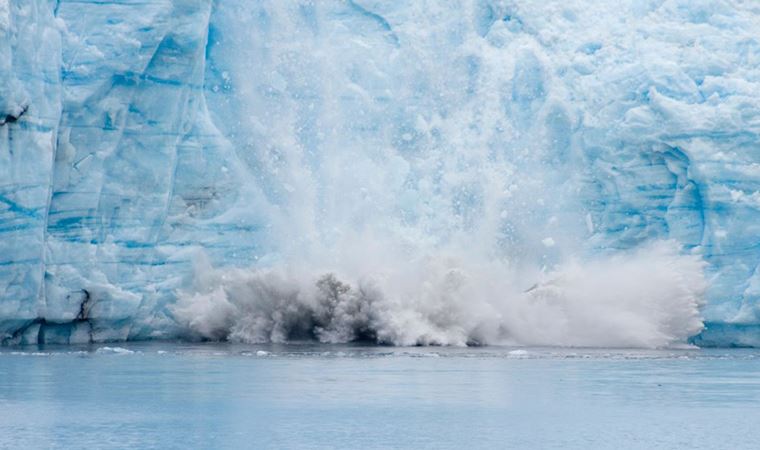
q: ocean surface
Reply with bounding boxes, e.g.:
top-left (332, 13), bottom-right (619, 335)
top-left (1, 343), bottom-right (759, 449)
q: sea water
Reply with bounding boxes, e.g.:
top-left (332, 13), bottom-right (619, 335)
top-left (1, 344), bottom-right (759, 449)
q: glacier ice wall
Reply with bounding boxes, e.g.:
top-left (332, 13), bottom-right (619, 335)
top-left (0, 0), bottom-right (759, 346)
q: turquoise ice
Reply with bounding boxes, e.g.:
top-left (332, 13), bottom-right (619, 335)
top-left (1, 1), bottom-right (759, 346)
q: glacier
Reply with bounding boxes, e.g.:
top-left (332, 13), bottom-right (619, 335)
top-left (0, 0), bottom-right (759, 346)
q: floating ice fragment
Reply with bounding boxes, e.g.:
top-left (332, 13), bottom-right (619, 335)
top-left (96, 347), bottom-right (134, 355)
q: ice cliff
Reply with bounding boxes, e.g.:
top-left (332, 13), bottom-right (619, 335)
top-left (1, 0), bottom-right (759, 346)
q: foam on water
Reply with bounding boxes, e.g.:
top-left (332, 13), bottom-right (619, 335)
top-left (3, 342), bottom-right (759, 362)
top-left (95, 346), bottom-right (135, 355)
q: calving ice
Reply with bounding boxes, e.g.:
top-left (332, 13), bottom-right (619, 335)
top-left (1, 0), bottom-right (758, 346)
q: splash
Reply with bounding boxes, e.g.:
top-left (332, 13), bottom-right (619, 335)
top-left (173, 240), bottom-right (705, 348)
top-left (169, 2), bottom-right (714, 348)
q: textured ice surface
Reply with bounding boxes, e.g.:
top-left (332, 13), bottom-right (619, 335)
top-left (1, 1), bottom-right (759, 345)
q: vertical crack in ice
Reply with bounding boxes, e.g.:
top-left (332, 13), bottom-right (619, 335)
top-left (154, 1), bottom-right (215, 248)
top-left (34, 0), bottom-right (64, 331)
top-left (660, 144), bottom-right (706, 250)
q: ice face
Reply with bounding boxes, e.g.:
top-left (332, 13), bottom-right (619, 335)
top-left (0, 1), bottom-right (758, 346)
top-left (0, 0), bottom-right (62, 339)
